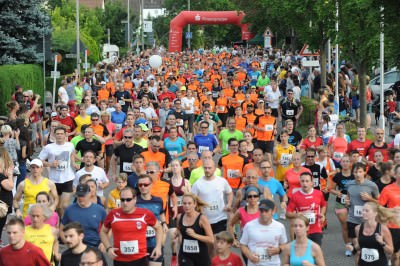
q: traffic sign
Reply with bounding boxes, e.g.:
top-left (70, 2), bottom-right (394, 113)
top-left (302, 60), bottom-right (320, 67)
top-left (55, 54), bottom-right (62, 63)
top-left (65, 54), bottom-right (77, 59)
top-left (82, 63), bottom-right (90, 69)
top-left (185, 32), bottom-right (192, 39)
top-left (51, 71), bottom-right (60, 78)
top-left (143, 20), bottom-right (153, 33)
top-left (299, 44), bottom-right (320, 57)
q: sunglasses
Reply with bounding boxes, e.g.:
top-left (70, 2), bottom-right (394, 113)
top-left (153, 131), bottom-right (161, 133)
top-left (307, 156), bottom-right (315, 158)
top-left (265, 112), bottom-right (271, 114)
top-left (124, 136), bottom-right (133, 139)
top-left (146, 170), bottom-right (157, 174)
top-left (138, 183), bottom-right (151, 187)
top-left (91, 119), bottom-right (99, 121)
top-left (201, 127), bottom-right (208, 129)
top-left (247, 194), bottom-right (259, 199)
top-left (120, 198), bottom-right (133, 202)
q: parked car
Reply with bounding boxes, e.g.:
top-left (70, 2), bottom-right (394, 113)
top-left (370, 69), bottom-right (400, 95)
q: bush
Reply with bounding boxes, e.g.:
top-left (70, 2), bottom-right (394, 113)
top-left (0, 64), bottom-right (44, 114)
top-left (300, 97), bottom-right (317, 126)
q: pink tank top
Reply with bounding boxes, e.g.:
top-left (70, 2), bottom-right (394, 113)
top-left (239, 206), bottom-right (259, 229)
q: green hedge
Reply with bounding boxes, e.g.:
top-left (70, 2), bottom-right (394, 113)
top-left (299, 97), bottom-right (317, 126)
top-left (0, 64), bottom-right (44, 115)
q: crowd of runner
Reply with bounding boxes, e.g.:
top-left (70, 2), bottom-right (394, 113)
top-left (0, 46), bottom-right (399, 266)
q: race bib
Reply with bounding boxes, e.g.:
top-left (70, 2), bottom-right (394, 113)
top-left (169, 151), bottom-right (178, 157)
top-left (119, 100), bottom-right (125, 106)
top-left (171, 196), bottom-right (183, 207)
top-left (116, 124), bottom-right (123, 131)
top-left (218, 106), bottom-right (225, 112)
top-left (280, 153), bottom-right (292, 167)
top-left (57, 161), bottom-right (67, 171)
top-left (208, 201), bottom-right (219, 212)
top-left (116, 199), bottom-right (121, 208)
top-left (354, 205), bottom-right (363, 217)
top-left (176, 119), bottom-right (184, 126)
top-left (265, 124), bottom-right (274, 131)
top-left (333, 152), bottom-right (344, 160)
top-left (340, 195), bottom-right (347, 204)
top-left (183, 239), bottom-right (200, 253)
top-left (212, 91), bottom-right (219, 98)
top-left (146, 226), bottom-right (156, 238)
top-left (313, 178), bottom-right (319, 188)
top-left (361, 248), bottom-right (379, 262)
top-left (292, 187), bottom-right (301, 194)
top-left (303, 212), bottom-right (316, 224)
top-left (255, 247), bottom-right (271, 262)
top-left (120, 240), bottom-right (139, 255)
top-left (286, 109), bottom-right (294, 116)
top-left (122, 162), bottom-right (133, 172)
top-left (198, 146), bottom-right (209, 153)
top-left (227, 169), bottom-right (240, 178)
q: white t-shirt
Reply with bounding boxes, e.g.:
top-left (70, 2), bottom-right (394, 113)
top-left (74, 166), bottom-right (108, 197)
top-left (182, 97), bottom-right (195, 114)
top-left (293, 86), bottom-right (301, 101)
top-left (191, 176), bottom-right (232, 224)
top-left (240, 219), bottom-right (288, 266)
top-left (38, 142), bottom-right (75, 184)
top-left (58, 86), bottom-right (69, 104)
top-left (140, 106), bottom-right (158, 121)
top-left (394, 133), bottom-right (400, 147)
top-left (264, 87), bottom-right (281, 109)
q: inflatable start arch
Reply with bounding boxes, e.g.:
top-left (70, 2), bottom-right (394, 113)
top-left (168, 11), bottom-right (254, 52)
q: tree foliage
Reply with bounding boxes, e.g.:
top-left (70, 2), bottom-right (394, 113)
top-left (0, 0), bottom-right (51, 64)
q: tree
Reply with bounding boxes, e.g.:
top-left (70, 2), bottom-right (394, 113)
top-left (0, 0), bottom-right (51, 64)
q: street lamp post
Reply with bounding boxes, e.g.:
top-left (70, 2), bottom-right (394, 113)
top-left (379, 6), bottom-right (385, 135)
top-left (76, 0), bottom-right (80, 76)
top-left (187, 0), bottom-right (191, 50)
top-left (334, 1), bottom-right (339, 118)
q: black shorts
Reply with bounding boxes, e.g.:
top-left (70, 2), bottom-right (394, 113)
top-left (114, 256), bottom-right (148, 266)
top-left (390, 228), bottom-right (400, 253)
top-left (256, 140), bottom-right (274, 154)
top-left (347, 221), bottom-right (359, 239)
top-left (308, 233), bottom-right (323, 246)
top-left (147, 246), bottom-right (163, 262)
top-left (211, 219), bottom-right (227, 235)
top-left (105, 144), bottom-right (114, 157)
top-left (55, 180), bottom-right (73, 195)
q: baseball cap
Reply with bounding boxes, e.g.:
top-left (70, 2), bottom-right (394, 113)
top-left (152, 126), bottom-right (162, 132)
top-left (76, 184), bottom-right (90, 197)
top-left (134, 118), bottom-right (147, 125)
top-left (100, 81), bottom-right (106, 85)
top-left (180, 86), bottom-right (187, 91)
top-left (51, 112), bottom-right (58, 118)
top-left (30, 159), bottom-right (43, 167)
top-left (258, 99), bottom-right (265, 103)
top-left (251, 85), bottom-right (256, 89)
top-left (138, 123), bottom-right (149, 132)
top-left (206, 91), bottom-right (212, 95)
top-left (258, 199), bottom-right (275, 211)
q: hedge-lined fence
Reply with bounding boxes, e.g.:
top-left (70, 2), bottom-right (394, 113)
top-left (0, 64), bottom-right (44, 115)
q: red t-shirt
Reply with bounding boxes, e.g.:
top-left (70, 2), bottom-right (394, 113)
top-left (388, 100), bottom-right (396, 112)
top-left (300, 137), bottom-right (323, 150)
top-left (54, 115), bottom-right (76, 139)
top-left (287, 189), bottom-right (327, 234)
top-left (0, 241), bottom-right (50, 266)
top-left (366, 142), bottom-right (389, 162)
top-left (285, 167), bottom-right (311, 198)
top-left (379, 183), bottom-right (400, 229)
top-left (104, 207), bottom-right (157, 262)
top-left (346, 139), bottom-right (373, 157)
top-left (212, 252), bottom-right (244, 266)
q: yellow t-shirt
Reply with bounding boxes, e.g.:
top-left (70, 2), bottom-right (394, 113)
top-left (25, 224), bottom-right (54, 264)
top-left (107, 188), bottom-right (122, 209)
top-left (275, 144), bottom-right (296, 182)
top-left (23, 178), bottom-right (50, 218)
top-left (74, 115), bottom-right (91, 133)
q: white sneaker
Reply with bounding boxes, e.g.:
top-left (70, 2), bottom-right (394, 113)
top-left (345, 250), bottom-right (352, 257)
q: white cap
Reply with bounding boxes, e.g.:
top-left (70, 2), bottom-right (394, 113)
top-left (100, 81), bottom-right (106, 85)
top-left (30, 159), bottom-right (43, 167)
top-left (51, 112), bottom-right (58, 117)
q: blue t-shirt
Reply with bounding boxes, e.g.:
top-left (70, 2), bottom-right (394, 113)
top-left (164, 137), bottom-right (186, 160)
top-left (136, 196), bottom-right (164, 248)
top-left (111, 111), bottom-right (126, 125)
top-left (61, 203), bottom-right (106, 247)
top-left (258, 177), bottom-right (286, 220)
top-left (193, 134), bottom-right (219, 156)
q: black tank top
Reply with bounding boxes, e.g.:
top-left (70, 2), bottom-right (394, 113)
top-left (358, 223), bottom-right (387, 266)
top-left (179, 213), bottom-right (210, 263)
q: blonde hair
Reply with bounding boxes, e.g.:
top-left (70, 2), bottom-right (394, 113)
top-left (0, 147), bottom-right (13, 171)
top-left (116, 173), bottom-right (128, 182)
top-left (365, 202), bottom-right (400, 225)
top-left (100, 111), bottom-right (111, 119)
top-left (1, 125), bottom-right (12, 135)
top-left (182, 193), bottom-right (209, 212)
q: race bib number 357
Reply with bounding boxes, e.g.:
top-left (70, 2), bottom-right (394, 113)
top-left (120, 240), bottom-right (139, 255)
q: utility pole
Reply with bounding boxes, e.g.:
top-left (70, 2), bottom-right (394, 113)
top-left (127, 0), bottom-right (130, 48)
top-left (187, 0), bottom-right (191, 50)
